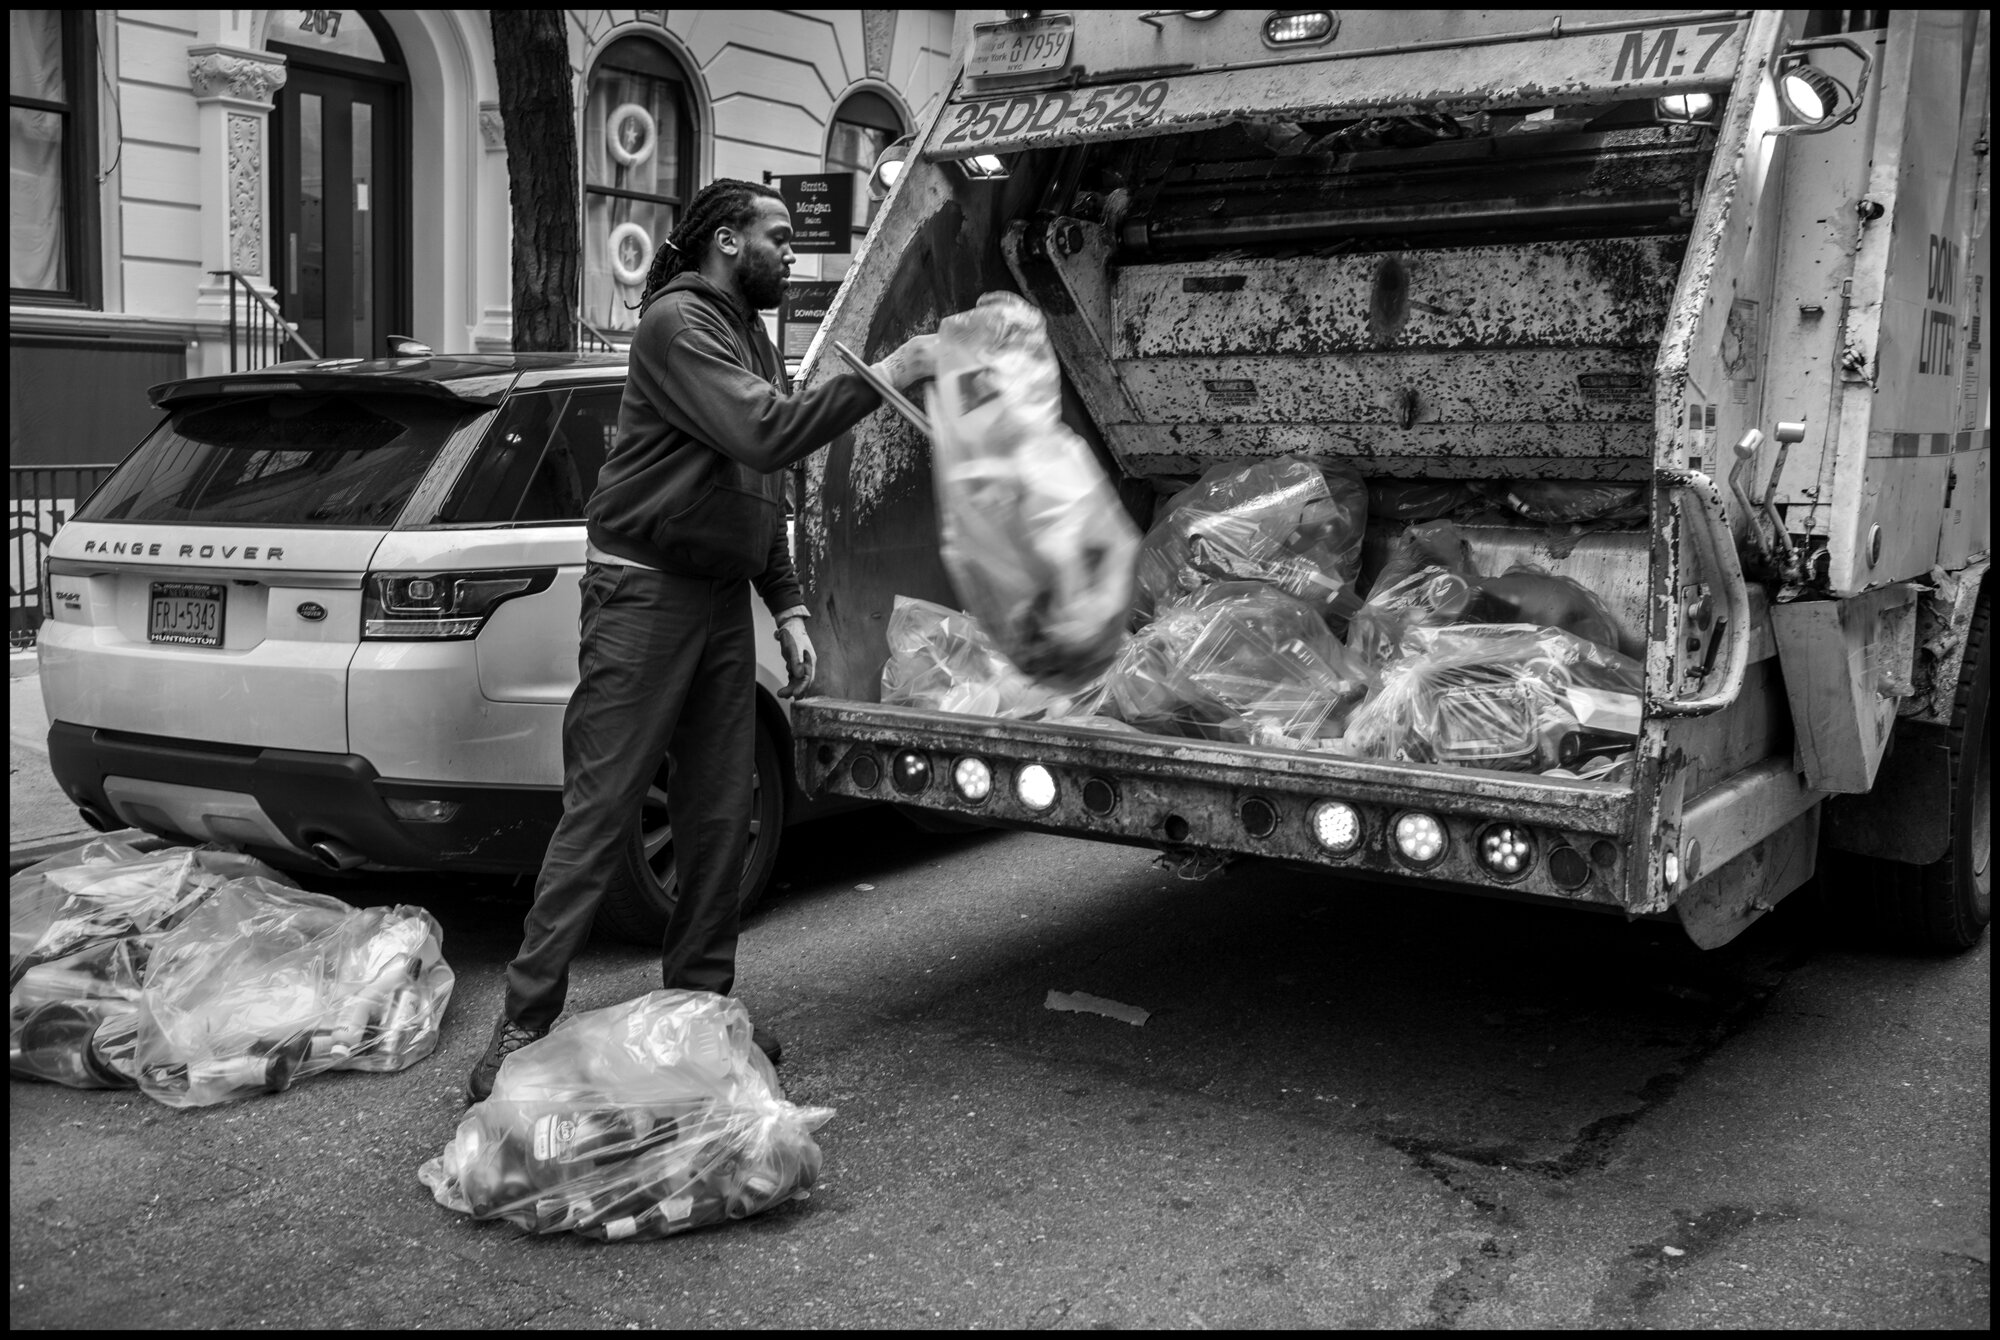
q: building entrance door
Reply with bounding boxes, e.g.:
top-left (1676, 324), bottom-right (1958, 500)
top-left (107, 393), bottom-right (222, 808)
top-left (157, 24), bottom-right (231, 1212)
top-left (270, 17), bottom-right (407, 359)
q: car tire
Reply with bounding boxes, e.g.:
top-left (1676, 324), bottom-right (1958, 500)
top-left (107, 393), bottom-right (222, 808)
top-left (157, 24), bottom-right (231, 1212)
top-left (594, 715), bottom-right (787, 946)
top-left (1821, 589), bottom-right (1990, 952)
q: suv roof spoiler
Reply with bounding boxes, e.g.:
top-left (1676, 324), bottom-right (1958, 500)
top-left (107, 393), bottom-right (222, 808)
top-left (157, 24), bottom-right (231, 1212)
top-left (148, 360), bottom-right (531, 409)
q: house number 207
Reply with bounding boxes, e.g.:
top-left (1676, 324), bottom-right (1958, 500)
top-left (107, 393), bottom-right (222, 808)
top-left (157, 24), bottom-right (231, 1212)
top-left (298, 10), bottom-right (343, 38)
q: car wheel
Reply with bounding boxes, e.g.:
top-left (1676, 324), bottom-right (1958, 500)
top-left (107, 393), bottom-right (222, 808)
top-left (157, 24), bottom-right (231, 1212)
top-left (1821, 589), bottom-right (1990, 952)
top-left (594, 715), bottom-right (787, 946)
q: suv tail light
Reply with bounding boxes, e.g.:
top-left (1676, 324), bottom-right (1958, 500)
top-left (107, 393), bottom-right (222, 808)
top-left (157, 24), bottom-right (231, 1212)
top-left (362, 568), bottom-right (556, 639)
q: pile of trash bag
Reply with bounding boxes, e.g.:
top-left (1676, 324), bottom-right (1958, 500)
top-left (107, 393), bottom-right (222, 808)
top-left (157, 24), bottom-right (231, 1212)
top-left (883, 416), bottom-right (1649, 772)
top-left (1136, 457), bottom-right (1368, 627)
top-left (927, 292), bottom-right (1141, 688)
top-left (9, 836), bottom-right (453, 1105)
top-left (1100, 582), bottom-right (1374, 748)
top-left (420, 991), bottom-right (831, 1241)
top-left (1342, 623), bottom-right (1643, 773)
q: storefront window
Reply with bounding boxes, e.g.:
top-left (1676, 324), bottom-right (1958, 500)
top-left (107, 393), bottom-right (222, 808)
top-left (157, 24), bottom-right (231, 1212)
top-left (582, 36), bottom-right (694, 335)
top-left (10, 9), bottom-right (99, 304)
top-left (824, 90), bottom-right (906, 272)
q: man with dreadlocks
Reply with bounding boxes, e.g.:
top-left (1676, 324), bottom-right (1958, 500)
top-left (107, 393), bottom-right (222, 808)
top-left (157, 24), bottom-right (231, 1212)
top-left (467, 177), bottom-right (936, 1102)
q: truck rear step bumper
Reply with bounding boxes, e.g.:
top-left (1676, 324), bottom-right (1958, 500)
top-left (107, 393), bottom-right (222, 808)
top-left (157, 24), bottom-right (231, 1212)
top-left (796, 701), bottom-right (1636, 908)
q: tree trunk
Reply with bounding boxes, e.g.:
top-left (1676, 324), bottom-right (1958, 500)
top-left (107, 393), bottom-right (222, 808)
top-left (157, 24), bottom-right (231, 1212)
top-left (491, 10), bottom-right (578, 353)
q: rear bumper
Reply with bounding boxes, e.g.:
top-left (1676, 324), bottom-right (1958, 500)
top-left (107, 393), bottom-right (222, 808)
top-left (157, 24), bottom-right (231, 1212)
top-left (46, 721), bottom-right (560, 872)
top-left (794, 700), bottom-right (1638, 908)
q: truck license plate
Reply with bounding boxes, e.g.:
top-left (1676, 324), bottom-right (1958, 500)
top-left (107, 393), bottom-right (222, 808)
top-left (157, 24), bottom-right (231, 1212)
top-left (969, 15), bottom-right (1074, 78)
top-left (149, 582), bottom-right (225, 647)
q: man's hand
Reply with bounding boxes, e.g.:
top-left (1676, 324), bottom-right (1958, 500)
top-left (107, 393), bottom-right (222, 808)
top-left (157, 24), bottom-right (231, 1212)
top-left (776, 619), bottom-right (816, 699)
top-left (874, 333), bottom-right (939, 389)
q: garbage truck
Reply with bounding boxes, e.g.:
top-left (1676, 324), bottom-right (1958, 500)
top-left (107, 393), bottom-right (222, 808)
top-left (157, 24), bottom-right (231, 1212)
top-left (788, 8), bottom-right (1990, 951)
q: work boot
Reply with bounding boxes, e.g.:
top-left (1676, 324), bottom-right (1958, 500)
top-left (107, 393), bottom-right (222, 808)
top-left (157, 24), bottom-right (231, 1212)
top-left (464, 1012), bottom-right (549, 1104)
top-left (752, 1025), bottom-right (783, 1067)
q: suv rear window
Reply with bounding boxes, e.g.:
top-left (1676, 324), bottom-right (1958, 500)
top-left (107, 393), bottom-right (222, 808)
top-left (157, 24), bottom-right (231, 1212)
top-left (77, 393), bottom-right (494, 528)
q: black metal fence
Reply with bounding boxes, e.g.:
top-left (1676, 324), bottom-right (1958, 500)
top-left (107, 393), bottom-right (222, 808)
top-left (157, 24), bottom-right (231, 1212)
top-left (9, 465), bottom-right (114, 651)
top-left (212, 269), bottom-right (318, 371)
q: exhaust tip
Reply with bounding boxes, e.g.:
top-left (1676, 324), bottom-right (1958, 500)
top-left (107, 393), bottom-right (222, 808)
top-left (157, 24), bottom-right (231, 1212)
top-left (309, 838), bottom-right (366, 872)
top-left (77, 805), bottom-right (114, 833)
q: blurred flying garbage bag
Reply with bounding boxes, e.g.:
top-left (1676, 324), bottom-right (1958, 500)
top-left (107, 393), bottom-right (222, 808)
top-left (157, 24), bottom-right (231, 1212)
top-left (10, 837), bottom-right (281, 1089)
top-left (1102, 582), bottom-right (1375, 749)
top-left (880, 594), bottom-right (1105, 721)
top-left (927, 292), bottom-right (1140, 688)
top-left (8, 835), bottom-right (457, 1103)
top-left (1136, 457), bottom-right (1369, 627)
top-left (1342, 623), bottom-right (1644, 773)
top-left (135, 881), bottom-right (455, 1107)
top-left (419, 991), bottom-right (833, 1242)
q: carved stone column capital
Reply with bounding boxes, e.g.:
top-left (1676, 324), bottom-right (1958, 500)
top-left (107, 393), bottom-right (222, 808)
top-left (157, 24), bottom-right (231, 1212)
top-left (479, 102), bottom-right (508, 154)
top-left (187, 45), bottom-right (288, 107)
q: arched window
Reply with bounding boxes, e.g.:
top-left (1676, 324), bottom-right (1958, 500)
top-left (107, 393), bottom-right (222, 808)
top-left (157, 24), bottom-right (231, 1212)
top-left (582, 35), bottom-right (695, 333)
top-left (825, 89), bottom-right (906, 264)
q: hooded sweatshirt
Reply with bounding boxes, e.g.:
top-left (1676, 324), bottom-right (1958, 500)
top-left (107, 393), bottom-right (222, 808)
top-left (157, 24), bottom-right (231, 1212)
top-left (586, 272), bottom-right (882, 611)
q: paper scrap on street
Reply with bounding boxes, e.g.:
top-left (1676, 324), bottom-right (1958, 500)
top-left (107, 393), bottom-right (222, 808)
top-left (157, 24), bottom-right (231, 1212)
top-left (1045, 990), bottom-right (1149, 1026)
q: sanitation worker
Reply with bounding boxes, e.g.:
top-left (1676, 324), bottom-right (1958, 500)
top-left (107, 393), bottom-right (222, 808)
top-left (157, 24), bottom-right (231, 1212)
top-left (467, 177), bottom-right (936, 1101)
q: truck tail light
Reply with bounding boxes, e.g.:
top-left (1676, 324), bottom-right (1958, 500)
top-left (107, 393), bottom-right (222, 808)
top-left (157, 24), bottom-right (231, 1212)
top-left (1264, 11), bottom-right (1336, 46)
top-left (1309, 800), bottom-right (1363, 854)
top-left (1476, 822), bottom-right (1536, 879)
top-left (1016, 763), bottom-right (1058, 811)
top-left (891, 751), bottom-right (931, 794)
top-left (362, 568), bottom-right (554, 639)
top-left (1392, 810), bottom-right (1447, 866)
top-left (953, 756), bottom-right (993, 803)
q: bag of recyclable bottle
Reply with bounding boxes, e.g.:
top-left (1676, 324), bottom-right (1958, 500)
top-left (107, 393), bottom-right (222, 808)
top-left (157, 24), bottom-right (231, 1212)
top-left (927, 292), bottom-right (1141, 688)
top-left (1136, 457), bottom-right (1369, 627)
top-left (10, 839), bottom-right (293, 1089)
top-left (420, 991), bottom-right (832, 1241)
top-left (1342, 623), bottom-right (1643, 773)
top-left (132, 881), bottom-right (455, 1107)
top-left (1345, 520), bottom-right (1484, 671)
top-left (880, 595), bottom-right (1067, 719)
top-left (1103, 582), bottom-right (1375, 749)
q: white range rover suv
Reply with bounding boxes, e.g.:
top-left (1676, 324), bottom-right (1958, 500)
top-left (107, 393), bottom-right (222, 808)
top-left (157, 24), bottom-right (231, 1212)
top-left (39, 353), bottom-right (817, 942)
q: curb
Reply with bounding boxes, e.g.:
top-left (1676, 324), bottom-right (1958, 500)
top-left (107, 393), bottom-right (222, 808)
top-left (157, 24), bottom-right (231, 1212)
top-left (9, 827), bottom-right (170, 875)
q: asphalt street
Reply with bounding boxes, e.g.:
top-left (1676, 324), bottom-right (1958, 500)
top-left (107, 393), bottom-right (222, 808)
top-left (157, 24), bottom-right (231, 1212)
top-left (8, 770), bottom-right (1990, 1328)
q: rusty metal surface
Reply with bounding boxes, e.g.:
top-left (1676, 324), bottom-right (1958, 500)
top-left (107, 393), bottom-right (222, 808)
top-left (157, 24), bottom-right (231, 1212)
top-left (794, 703), bottom-right (1634, 907)
top-left (795, 700), bottom-right (1632, 833)
top-left (1673, 804), bottom-right (1818, 949)
top-left (1101, 426), bottom-right (1654, 480)
top-left (1114, 240), bottom-right (1684, 358)
top-left (928, 11), bottom-right (1750, 159)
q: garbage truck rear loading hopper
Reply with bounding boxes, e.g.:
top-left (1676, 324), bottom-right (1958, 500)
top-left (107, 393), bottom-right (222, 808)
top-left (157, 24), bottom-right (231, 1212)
top-left (789, 9), bottom-right (1991, 951)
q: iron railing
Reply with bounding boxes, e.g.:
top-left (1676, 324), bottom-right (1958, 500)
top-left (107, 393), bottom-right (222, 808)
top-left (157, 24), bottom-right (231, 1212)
top-left (578, 316), bottom-right (625, 354)
top-left (9, 464), bottom-right (115, 651)
top-left (211, 269), bottom-right (318, 371)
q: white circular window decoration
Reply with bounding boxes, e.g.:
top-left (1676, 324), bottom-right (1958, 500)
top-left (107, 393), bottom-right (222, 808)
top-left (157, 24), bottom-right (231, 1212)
top-left (606, 102), bottom-right (657, 168)
top-left (608, 221), bottom-right (653, 287)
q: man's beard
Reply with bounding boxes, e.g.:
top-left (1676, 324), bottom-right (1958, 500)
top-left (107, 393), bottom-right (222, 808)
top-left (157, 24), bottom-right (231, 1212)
top-left (739, 251), bottom-right (789, 309)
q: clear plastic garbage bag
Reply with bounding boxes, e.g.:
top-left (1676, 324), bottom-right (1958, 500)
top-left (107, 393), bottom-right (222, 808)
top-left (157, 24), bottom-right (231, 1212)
top-left (1103, 582), bottom-right (1375, 748)
top-left (1367, 479), bottom-right (1486, 522)
top-left (11, 838), bottom-right (283, 983)
top-left (419, 991), bottom-right (833, 1242)
top-left (11, 840), bottom-right (295, 1090)
top-left (1346, 520), bottom-right (1483, 671)
top-left (1343, 623), bottom-right (1644, 772)
top-left (134, 881), bottom-right (455, 1107)
top-left (1466, 564), bottom-right (1625, 655)
top-left (927, 292), bottom-right (1141, 688)
top-left (1495, 480), bottom-right (1648, 526)
top-left (1136, 457), bottom-right (1369, 627)
top-left (880, 595), bottom-right (1069, 719)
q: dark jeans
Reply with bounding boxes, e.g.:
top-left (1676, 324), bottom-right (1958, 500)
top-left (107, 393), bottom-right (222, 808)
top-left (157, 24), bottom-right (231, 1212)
top-left (503, 561), bottom-right (755, 1031)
